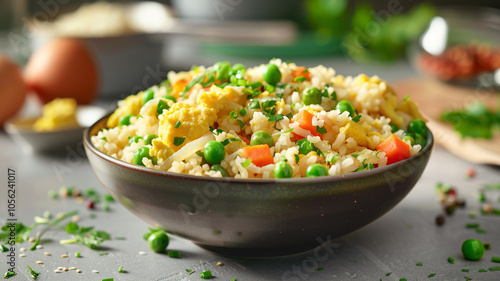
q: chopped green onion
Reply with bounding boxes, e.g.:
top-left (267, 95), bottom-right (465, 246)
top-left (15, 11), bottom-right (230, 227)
top-left (491, 256), bottom-right (500, 263)
top-left (321, 89), bottom-right (329, 97)
top-left (101, 137), bottom-right (108, 142)
top-left (447, 257), bottom-right (454, 264)
top-left (330, 90), bottom-right (337, 101)
top-left (230, 111), bottom-right (239, 119)
top-left (99, 253), bottom-right (109, 256)
top-left (249, 100), bottom-right (260, 109)
top-left (476, 228), bottom-right (487, 234)
top-left (168, 251), bottom-right (181, 258)
top-left (462, 269), bottom-right (469, 272)
top-left (352, 114), bottom-right (362, 122)
top-left (48, 190), bottom-right (58, 199)
top-left (241, 158), bottom-right (252, 168)
top-left (75, 252), bottom-right (81, 258)
top-left (1, 244), bottom-right (9, 252)
top-left (428, 273), bottom-right (436, 278)
top-left (102, 278), bottom-right (114, 281)
top-left (416, 262), bottom-right (423, 266)
top-left (262, 100), bottom-right (277, 109)
top-left (239, 108), bottom-right (247, 116)
top-left (118, 267), bottom-right (126, 273)
top-left (478, 193), bottom-right (485, 202)
top-left (104, 194), bottom-right (115, 202)
top-left (237, 119), bottom-right (245, 129)
top-left (489, 267), bottom-right (500, 271)
top-left (249, 81), bottom-right (262, 89)
top-left (294, 76), bottom-right (307, 82)
top-left (478, 269), bottom-right (487, 272)
top-left (265, 84), bottom-right (275, 92)
top-left (403, 94), bottom-right (410, 102)
top-left (213, 230), bottom-right (221, 235)
top-left (386, 272), bottom-right (392, 276)
top-left (294, 154), bottom-right (300, 164)
top-left (200, 270), bottom-right (212, 279)
top-left (27, 265), bottom-right (40, 280)
top-left (173, 137), bottom-right (185, 146)
top-left (175, 121), bottom-right (181, 128)
top-left (186, 269), bottom-right (195, 275)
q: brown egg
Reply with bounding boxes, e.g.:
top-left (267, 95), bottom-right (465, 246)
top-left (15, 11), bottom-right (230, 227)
top-left (24, 38), bottom-right (98, 104)
top-left (0, 54), bottom-right (27, 126)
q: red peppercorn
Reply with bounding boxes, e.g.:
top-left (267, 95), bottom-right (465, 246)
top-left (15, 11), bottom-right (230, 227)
top-left (466, 168), bottom-right (475, 178)
top-left (87, 200), bottom-right (95, 209)
top-left (447, 188), bottom-right (456, 196)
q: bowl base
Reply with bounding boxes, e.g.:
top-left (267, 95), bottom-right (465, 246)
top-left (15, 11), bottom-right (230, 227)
top-left (194, 243), bottom-right (316, 258)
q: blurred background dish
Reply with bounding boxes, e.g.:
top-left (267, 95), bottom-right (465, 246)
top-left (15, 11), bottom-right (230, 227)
top-left (409, 6), bottom-right (500, 89)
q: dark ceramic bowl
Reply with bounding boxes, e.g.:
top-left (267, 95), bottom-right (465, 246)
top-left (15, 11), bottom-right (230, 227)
top-left (84, 115), bottom-right (434, 257)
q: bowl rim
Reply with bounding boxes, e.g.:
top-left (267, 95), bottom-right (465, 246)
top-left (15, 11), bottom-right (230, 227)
top-left (84, 113), bottom-right (434, 184)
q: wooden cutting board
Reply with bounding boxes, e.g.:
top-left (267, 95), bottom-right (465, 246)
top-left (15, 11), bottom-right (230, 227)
top-left (391, 77), bottom-right (500, 166)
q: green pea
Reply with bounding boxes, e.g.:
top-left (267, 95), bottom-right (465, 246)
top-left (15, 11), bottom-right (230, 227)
top-left (118, 114), bottom-right (134, 127)
top-left (390, 124), bottom-right (398, 133)
top-left (214, 61), bottom-right (231, 81)
top-left (302, 87), bottom-right (322, 105)
top-left (461, 239), bottom-right (485, 261)
top-left (274, 161), bottom-right (293, 178)
top-left (297, 139), bottom-right (316, 155)
top-left (157, 99), bottom-right (169, 115)
top-left (403, 135), bottom-right (414, 145)
top-left (230, 63), bottom-right (246, 75)
top-left (407, 119), bottom-right (428, 138)
top-left (203, 140), bottom-right (226, 164)
top-left (263, 63), bottom-right (282, 85)
top-left (129, 136), bottom-right (143, 145)
top-left (306, 164), bottom-right (328, 178)
top-left (147, 231), bottom-right (169, 253)
top-left (133, 146), bottom-right (152, 166)
top-left (335, 100), bottom-right (356, 117)
top-left (144, 134), bottom-right (157, 145)
top-left (250, 131), bottom-right (273, 147)
top-left (414, 133), bottom-right (426, 147)
top-left (210, 164), bottom-right (229, 177)
top-left (142, 89), bottom-right (155, 105)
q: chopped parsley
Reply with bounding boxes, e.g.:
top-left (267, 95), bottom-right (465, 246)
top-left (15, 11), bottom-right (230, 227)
top-left (416, 262), bottom-right (423, 266)
top-left (316, 126), bottom-right (327, 134)
top-left (101, 137), bottom-right (108, 142)
top-left (241, 158), bottom-right (252, 168)
top-left (322, 89), bottom-right (329, 98)
top-left (330, 90), bottom-right (337, 101)
top-left (27, 265), bottom-right (40, 280)
top-left (249, 81), bottom-right (262, 89)
top-left (386, 272), bottom-right (392, 276)
top-left (239, 108), bottom-right (247, 116)
top-left (428, 273), bottom-right (436, 278)
top-left (1, 244), bottom-right (8, 252)
top-left (294, 154), bottom-right (300, 164)
top-left (294, 76), bottom-right (307, 82)
top-left (175, 121), bottom-right (181, 128)
top-left (267, 114), bottom-right (284, 123)
top-left (173, 137), bottom-right (185, 146)
top-left (3, 271), bottom-right (16, 279)
top-left (447, 257), bottom-right (454, 264)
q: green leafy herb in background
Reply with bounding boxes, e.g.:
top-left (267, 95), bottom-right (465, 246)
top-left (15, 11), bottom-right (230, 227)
top-left (441, 102), bottom-right (500, 139)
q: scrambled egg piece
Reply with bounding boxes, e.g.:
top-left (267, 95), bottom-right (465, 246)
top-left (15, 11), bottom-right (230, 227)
top-left (396, 98), bottom-right (427, 121)
top-left (198, 86), bottom-right (246, 119)
top-left (153, 102), bottom-right (217, 155)
top-left (339, 120), bottom-right (370, 148)
top-left (107, 92), bottom-right (144, 127)
top-left (380, 94), bottom-right (403, 128)
top-left (34, 98), bottom-right (79, 131)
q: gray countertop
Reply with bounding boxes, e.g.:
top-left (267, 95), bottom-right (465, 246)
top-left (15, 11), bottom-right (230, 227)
top-left (1, 57), bottom-right (500, 281)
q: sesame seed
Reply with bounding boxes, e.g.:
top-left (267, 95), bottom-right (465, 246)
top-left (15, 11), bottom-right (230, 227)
top-left (28, 237), bottom-right (36, 243)
top-left (20, 254), bottom-right (26, 257)
top-left (63, 267), bottom-right (68, 271)
top-left (61, 254), bottom-right (68, 258)
top-left (76, 269), bottom-right (81, 273)
top-left (92, 270), bottom-right (99, 273)
top-left (71, 216), bottom-right (79, 222)
top-left (217, 262), bottom-right (223, 266)
top-left (57, 267), bottom-right (64, 270)
top-left (68, 267), bottom-right (76, 271)
top-left (139, 251), bottom-right (146, 255)
top-left (36, 261), bottom-right (43, 264)
top-left (20, 248), bottom-right (26, 252)
top-left (54, 270), bottom-right (63, 273)
top-left (44, 252), bottom-right (51, 256)
top-left (36, 245), bottom-right (43, 249)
